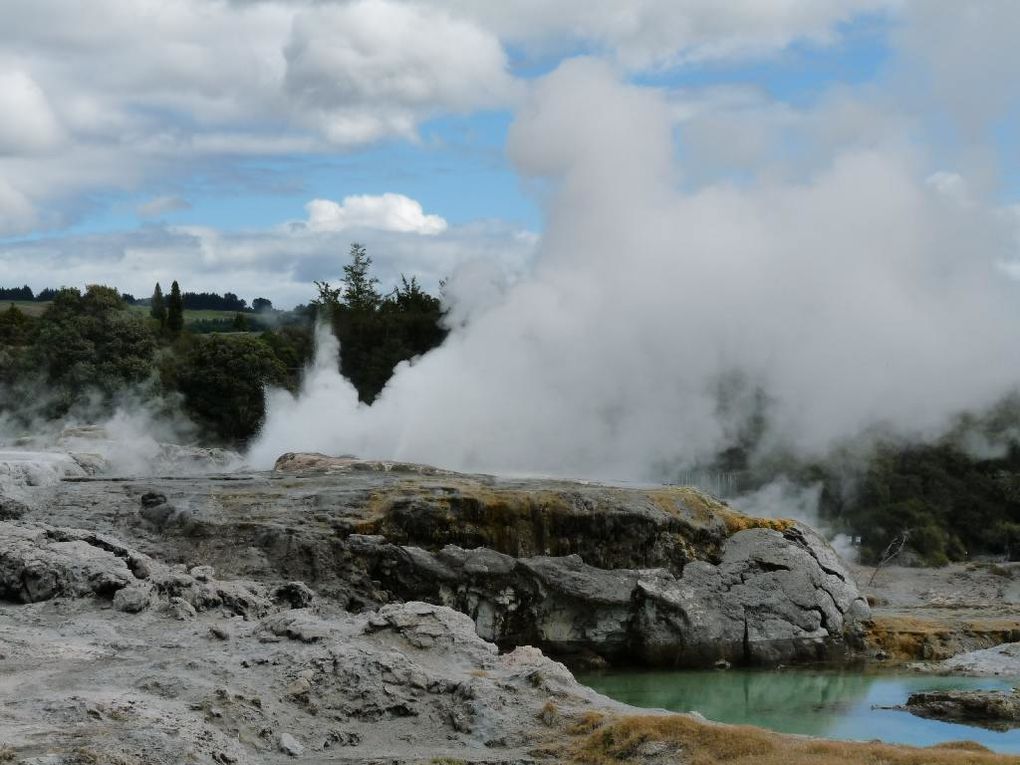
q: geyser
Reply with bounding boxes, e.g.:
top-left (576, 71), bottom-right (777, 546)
top-left (250, 58), bottom-right (1020, 481)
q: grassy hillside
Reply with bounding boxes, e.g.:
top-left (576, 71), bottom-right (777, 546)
top-left (3, 300), bottom-right (243, 324)
top-left (3, 300), bottom-right (48, 317)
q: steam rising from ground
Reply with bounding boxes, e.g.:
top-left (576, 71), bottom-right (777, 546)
top-left (0, 394), bottom-right (239, 487)
top-left (250, 60), bottom-right (1020, 484)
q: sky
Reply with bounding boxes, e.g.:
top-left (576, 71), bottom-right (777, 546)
top-left (4, 1), bottom-right (1019, 310)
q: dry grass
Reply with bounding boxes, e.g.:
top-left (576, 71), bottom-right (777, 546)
top-left (867, 613), bottom-right (1020, 661)
top-left (562, 713), bottom-right (1015, 765)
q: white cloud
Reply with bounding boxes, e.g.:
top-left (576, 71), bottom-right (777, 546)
top-left (0, 69), bottom-right (64, 156)
top-left (304, 194), bottom-right (447, 235)
top-left (136, 195), bottom-right (191, 219)
top-left (284, 1), bottom-right (519, 144)
top-left (0, 0), bottom-right (514, 233)
top-left (0, 0), bottom-right (911, 237)
top-left (0, 179), bottom-right (38, 236)
top-left (432, 0), bottom-right (897, 69)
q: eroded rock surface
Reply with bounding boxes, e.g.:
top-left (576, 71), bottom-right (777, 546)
top-left (8, 452), bottom-right (870, 668)
top-left (1, 597), bottom-right (619, 763)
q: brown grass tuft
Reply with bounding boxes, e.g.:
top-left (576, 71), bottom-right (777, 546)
top-left (564, 713), bottom-right (1016, 765)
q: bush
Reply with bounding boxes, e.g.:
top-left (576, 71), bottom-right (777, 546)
top-left (162, 334), bottom-right (286, 442)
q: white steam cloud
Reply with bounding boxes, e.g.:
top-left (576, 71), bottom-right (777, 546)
top-left (249, 59), bottom-right (1020, 481)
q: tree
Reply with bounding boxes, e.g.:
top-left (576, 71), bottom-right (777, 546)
top-left (342, 242), bottom-right (381, 312)
top-left (231, 312), bottom-right (248, 331)
top-left (150, 283), bottom-right (167, 328)
top-left (0, 285), bottom-right (33, 301)
top-left (0, 305), bottom-right (31, 345)
top-left (162, 334), bottom-right (286, 442)
top-left (167, 280), bottom-right (184, 335)
top-left (322, 247), bottom-right (447, 404)
top-left (23, 285), bottom-right (157, 416)
top-left (252, 297), bottom-right (273, 313)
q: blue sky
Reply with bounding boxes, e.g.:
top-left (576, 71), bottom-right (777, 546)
top-left (57, 12), bottom-right (898, 241)
top-left (1, 2), bottom-right (1018, 308)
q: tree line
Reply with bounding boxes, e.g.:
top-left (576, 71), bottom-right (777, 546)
top-left (0, 283), bottom-right (274, 313)
top-left (0, 243), bottom-right (446, 442)
top-left (0, 285), bottom-right (62, 302)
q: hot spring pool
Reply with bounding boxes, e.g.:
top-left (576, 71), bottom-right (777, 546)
top-left (579, 668), bottom-right (1020, 754)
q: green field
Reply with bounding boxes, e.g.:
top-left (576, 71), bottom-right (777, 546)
top-left (3, 300), bottom-right (48, 316)
top-left (4, 300), bottom-right (244, 324)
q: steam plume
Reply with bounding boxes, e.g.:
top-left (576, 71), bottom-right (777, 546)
top-left (250, 59), bottom-right (1020, 482)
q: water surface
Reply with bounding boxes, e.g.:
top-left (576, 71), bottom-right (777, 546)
top-left (580, 668), bottom-right (1020, 753)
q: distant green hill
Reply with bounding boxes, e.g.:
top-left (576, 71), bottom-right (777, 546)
top-left (3, 300), bottom-right (244, 324)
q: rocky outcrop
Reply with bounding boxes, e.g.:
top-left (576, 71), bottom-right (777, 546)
top-left (350, 522), bottom-right (867, 666)
top-left (0, 520), bottom-right (273, 619)
top-left (0, 561), bottom-right (619, 764)
top-left (0, 461), bottom-right (1011, 764)
top-left (904, 689), bottom-right (1020, 730)
top-left (927, 642), bottom-right (1020, 676)
top-left (11, 453), bottom-right (870, 668)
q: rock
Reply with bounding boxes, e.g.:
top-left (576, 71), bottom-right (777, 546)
top-left (113, 584), bottom-right (153, 613)
top-left (278, 732), bottom-right (305, 757)
top-left (140, 492), bottom-right (167, 508)
top-left (189, 565), bottom-right (215, 581)
top-left (274, 452), bottom-right (454, 476)
top-left (0, 496), bottom-right (29, 520)
top-left (139, 497), bottom-right (192, 530)
top-left (209, 625), bottom-right (231, 641)
top-left (164, 596), bottom-right (197, 620)
top-left (0, 522), bottom-right (140, 602)
top-left (286, 676), bottom-right (312, 700)
top-left (355, 525), bottom-right (868, 666)
top-left (929, 642), bottom-right (1020, 676)
top-left (274, 580), bottom-right (315, 608)
top-left (16, 456), bottom-right (870, 669)
top-left (258, 610), bottom-right (332, 643)
top-left (69, 452), bottom-right (110, 475)
top-left (904, 689), bottom-right (1020, 730)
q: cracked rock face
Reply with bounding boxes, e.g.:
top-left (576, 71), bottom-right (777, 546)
top-left (10, 453), bottom-right (870, 668)
top-left (354, 521), bottom-right (868, 666)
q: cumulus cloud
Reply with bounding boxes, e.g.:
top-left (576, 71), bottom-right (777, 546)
top-left (0, 69), bottom-right (64, 156)
top-left (283, 0), bottom-right (518, 144)
top-left (0, 0), bottom-right (514, 234)
top-left (250, 59), bottom-right (1020, 481)
top-left (0, 0), bottom-right (904, 237)
top-left (303, 194), bottom-right (447, 235)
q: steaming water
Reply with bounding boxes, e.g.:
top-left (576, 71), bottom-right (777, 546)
top-left (581, 669), bottom-right (1020, 753)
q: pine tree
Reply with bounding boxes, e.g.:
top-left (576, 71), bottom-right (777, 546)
top-left (167, 280), bottom-right (184, 335)
top-left (342, 242), bottom-right (381, 312)
top-left (150, 283), bottom-right (167, 328)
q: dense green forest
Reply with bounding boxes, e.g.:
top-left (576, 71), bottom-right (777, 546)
top-left (0, 243), bottom-right (446, 441)
top-left (2, 243), bottom-right (1019, 565)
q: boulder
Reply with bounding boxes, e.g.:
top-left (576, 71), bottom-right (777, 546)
top-left (905, 689), bottom-right (1020, 730)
